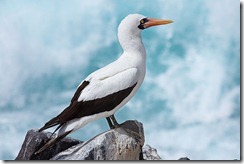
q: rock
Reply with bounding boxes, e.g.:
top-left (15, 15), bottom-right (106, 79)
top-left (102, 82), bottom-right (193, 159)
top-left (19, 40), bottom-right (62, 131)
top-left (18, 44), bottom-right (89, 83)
top-left (178, 157), bottom-right (190, 160)
top-left (16, 120), bottom-right (184, 160)
top-left (15, 129), bottom-right (82, 160)
top-left (141, 144), bottom-right (162, 160)
top-left (51, 120), bottom-right (144, 160)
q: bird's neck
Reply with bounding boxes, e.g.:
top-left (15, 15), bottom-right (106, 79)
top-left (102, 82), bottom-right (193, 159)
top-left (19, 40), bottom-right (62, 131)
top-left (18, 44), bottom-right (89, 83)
top-left (118, 29), bottom-right (146, 56)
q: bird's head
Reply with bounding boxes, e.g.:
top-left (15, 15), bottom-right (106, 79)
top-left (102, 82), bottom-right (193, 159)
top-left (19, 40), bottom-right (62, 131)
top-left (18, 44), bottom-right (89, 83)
top-left (118, 13), bottom-right (173, 36)
top-left (118, 13), bottom-right (173, 51)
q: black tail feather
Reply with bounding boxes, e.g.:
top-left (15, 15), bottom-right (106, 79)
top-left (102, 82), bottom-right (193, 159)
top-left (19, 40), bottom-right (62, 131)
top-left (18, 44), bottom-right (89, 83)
top-left (50, 123), bottom-right (64, 137)
top-left (35, 130), bottom-right (72, 155)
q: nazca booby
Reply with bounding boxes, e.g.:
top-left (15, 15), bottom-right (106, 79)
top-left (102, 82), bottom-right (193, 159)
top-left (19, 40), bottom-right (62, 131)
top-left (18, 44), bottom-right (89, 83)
top-left (35, 13), bottom-right (173, 154)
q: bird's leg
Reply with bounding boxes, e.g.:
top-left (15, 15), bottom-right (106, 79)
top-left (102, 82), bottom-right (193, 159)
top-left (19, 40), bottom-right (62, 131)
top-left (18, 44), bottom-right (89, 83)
top-left (106, 117), bottom-right (114, 129)
top-left (110, 114), bottom-right (120, 128)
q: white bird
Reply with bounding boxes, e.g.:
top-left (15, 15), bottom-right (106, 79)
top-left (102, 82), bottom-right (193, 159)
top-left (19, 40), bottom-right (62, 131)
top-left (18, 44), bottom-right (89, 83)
top-left (35, 13), bottom-right (173, 154)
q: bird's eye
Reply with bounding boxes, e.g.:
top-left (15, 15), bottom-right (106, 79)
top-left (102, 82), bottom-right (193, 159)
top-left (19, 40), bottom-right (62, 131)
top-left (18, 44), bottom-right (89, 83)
top-left (138, 18), bottom-right (148, 30)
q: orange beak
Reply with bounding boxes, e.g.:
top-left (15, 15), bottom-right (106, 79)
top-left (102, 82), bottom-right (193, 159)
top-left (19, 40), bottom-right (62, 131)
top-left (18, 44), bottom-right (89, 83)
top-left (144, 18), bottom-right (173, 28)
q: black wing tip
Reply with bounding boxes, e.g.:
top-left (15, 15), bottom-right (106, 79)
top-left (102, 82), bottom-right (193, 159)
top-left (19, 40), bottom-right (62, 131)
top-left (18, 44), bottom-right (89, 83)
top-left (38, 127), bottom-right (45, 132)
top-left (38, 125), bottom-right (50, 133)
top-left (37, 119), bottom-right (60, 133)
top-left (34, 130), bottom-right (72, 155)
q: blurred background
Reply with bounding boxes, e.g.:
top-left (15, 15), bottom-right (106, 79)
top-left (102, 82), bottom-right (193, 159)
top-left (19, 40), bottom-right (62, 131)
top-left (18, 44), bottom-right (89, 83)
top-left (0, 0), bottom-right (240, 160)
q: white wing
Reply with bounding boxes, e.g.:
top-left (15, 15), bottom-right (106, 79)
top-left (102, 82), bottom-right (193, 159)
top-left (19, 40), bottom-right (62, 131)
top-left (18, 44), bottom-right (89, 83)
top-left (78, 67), bottom-right (139, 102)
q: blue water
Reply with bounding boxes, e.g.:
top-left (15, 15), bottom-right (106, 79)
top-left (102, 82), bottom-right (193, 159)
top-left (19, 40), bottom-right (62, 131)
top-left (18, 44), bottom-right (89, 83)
top-left (0, 0), bottom-right (240, 160)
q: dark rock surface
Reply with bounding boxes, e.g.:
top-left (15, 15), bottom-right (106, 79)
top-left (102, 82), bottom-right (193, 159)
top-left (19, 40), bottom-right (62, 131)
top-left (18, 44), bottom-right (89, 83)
top-left (15, 129), bottom-right (82, 160)
top-left (178, 157), bottom-right (190, 160)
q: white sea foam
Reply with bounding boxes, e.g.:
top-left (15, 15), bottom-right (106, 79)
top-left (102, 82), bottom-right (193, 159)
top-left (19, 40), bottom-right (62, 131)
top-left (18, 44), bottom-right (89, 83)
top-left (140, 0), bottom-right (240, 160)
top-left (0, 0), bottom-right (117, 108)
